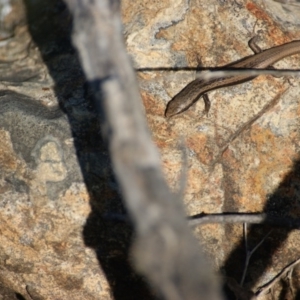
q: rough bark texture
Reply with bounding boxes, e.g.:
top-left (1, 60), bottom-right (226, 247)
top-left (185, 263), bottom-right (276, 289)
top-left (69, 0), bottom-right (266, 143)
top-left (63, 0), bottom-right (223, 300)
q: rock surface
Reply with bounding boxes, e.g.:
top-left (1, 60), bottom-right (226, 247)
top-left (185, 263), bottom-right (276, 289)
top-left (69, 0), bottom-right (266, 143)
top-left (0, 0), bottom-right (129, 299)
top-left (1, 0), bottom-right (300, 299)
top-left (123, 0), bottom-right (300, 298)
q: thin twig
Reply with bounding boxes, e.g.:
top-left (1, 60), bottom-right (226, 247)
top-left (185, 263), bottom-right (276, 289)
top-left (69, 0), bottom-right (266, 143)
top-left (136, 67), bottom-right (300, 79)
top-left (240, 223), bottom-right (249, 286)
top-left (188, 213), bottom-right (300, 228)
top-left (240, 227), bottom-right (273, 286)
top-left (105, 212), bottom-right (300, 229)
top-left (188, 213), bottom-right (268, 227)
top-left (256, 257), bottom-right (300, 297)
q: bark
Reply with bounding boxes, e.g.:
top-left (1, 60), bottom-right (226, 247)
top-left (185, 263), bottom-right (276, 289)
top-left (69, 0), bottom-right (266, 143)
top-left (63, 0), bottom-right (223, 299)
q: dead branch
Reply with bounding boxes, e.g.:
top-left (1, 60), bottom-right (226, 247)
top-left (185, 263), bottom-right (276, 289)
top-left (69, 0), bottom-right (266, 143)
top-left (105, 212), bottom-right (300, 230)
top-left (62, 0), bottom-right (223, 299)
top-left (188, 212), bottom-right (300, 228)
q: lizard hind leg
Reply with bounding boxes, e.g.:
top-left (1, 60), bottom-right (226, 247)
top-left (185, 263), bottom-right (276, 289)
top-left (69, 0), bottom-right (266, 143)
top-left (248, 35), bottom-right (263, 54)
top-left (248, 36), bottom-right (283, 78)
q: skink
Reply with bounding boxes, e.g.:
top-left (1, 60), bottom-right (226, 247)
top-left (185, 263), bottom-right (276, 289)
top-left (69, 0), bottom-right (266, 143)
top-left (165, 38), bottom-right (300, 118)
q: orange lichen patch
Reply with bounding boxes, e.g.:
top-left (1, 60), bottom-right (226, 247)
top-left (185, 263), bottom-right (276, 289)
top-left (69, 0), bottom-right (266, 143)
top-left (122, 0), bottom-right (170, 25)
top-left (186, 167), bottom-right (206, 193)
top-left (188, 169), bottom-right (223, 206)
top-left (161, 158), bottom-right (183, 191)
top-left (141, 91), bottom-right (164, 116)
top-left (161, 157), bottom-right (180, 177)
top-left (164, 7), bottom-right (210, 55)
top-left (246, 2), bottom-right (288, 44)
top-left (146, 116), bottom-right (176, 150)
top-left (220, 119), bottom-right (299, 213)
top-left (238, 125), bottom-right (295, 210)
top-left (252, 126), bottom-right (295, 166)
top-left (137, 72), bottom-right (157, 81)
top-left (246, 2), bottom-right (273, 27)
top-left (152, 133), bottom-right (173, 149)
top-left (171, 37), bottom-right (192, 53)
top-left (186, 133), bottom-right (216, 165)
top-left (171, 32), bottom-right (209, 57)
top-left (146, 112), bottom-right (169, 133)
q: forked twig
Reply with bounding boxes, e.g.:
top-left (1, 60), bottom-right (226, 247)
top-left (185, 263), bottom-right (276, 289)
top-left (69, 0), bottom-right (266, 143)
top-left (240, 223), bottom-right (273, 286)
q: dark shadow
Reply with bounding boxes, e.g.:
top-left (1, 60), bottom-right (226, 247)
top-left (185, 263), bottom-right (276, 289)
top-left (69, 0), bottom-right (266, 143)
top-left (15, 293), bottom-right (26, 300)
top-left (22, 0), bottom-right (155, 299)
top-left (296, 288), bottom-right (300, 300)
top-left (223, 158), bottom-right (300, 298)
